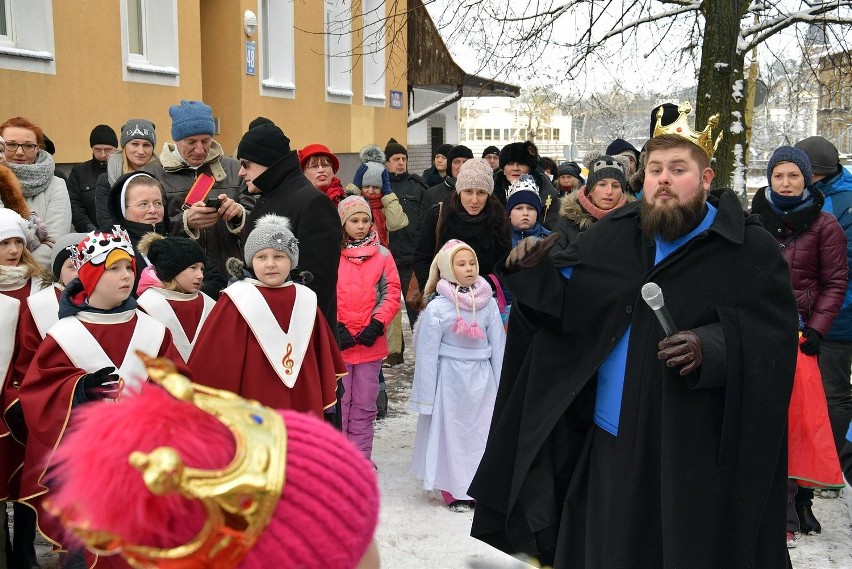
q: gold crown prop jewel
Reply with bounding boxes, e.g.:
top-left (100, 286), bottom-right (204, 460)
top-left (61, 353), bottom-right (286, 569)
top-left (653, 102), bottom-right (722, 159)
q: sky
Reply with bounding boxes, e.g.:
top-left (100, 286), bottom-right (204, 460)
top-left (422, 0), bottom-right (843, 98)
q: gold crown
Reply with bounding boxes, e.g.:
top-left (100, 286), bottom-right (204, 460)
top-left (57, 353), bottom-right (286, 569)
top-left (653, 102), bottom-right (722, 159)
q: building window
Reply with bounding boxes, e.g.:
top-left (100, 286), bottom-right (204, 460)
top-left (0, 0), bottom-right (55, 74)
top-left (120, 0), bottom-right (179, 86)
top-left (260, 0), bottom-right (295, 98)
top-left (476, 129), bottom-right (483, 140)
top-left (325, 0), bottom-right (353, 103)
top-left (553, 128), bottom-right (560, 140)
top-left (362, 0), bottom-right (385, 106)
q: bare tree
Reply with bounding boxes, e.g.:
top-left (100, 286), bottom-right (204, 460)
top-left (510, 86), bottom-right (562, 141)
top-left (426, 0), bottom-right (852, 192)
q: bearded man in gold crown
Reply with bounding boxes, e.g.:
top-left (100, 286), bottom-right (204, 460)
top-left (469, 104), bottom-right (799, 568)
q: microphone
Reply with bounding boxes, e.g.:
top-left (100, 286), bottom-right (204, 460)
top-left (641, 282), bottom-right (677, 337)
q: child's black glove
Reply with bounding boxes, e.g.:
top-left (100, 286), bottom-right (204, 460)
top-left (800, 328), bottom-right (821, 356)
top-left (356, 318), bottom-right (384, 347)
top-left (338, 323), bottom-right (356, 350)
top-left (82, 366), bottom-right (122, 400)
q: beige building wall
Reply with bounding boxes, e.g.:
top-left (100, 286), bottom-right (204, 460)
top-left (1, 0), bottom-right (407, 164)
top-left (0, 1), bottom-right (203, 164)
top-left (201, 0), bottom-right (408, 155)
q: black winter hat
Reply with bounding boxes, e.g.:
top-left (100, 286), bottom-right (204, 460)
top-left (446, 145), bottom-right (474, 177)
top-left (248, 116), bottom-right (275, 130)
top-left (148, 237), bottom-right (208, 282)
top-left (499, 141), bottom-right (538, 171)
top-left (237, 124), bottom-right (291, 167)
top-left (433, 143), bottom-right (453, 159)
top-left (649, 103), bottom-right (680, 139)
top-left (794, 136), bottom-right (840, 177)
top-left (606, 139), bottom-right (639, 164)
top-left (384, 138), bottom-right (407, 159)
top-left (482, 145), bottom-right (500, 158)
top-left (557, 161), bottom-right (585, 185)
top-left (89, 125), bottom-right (119, 148)
top-left (42, 134), bottom-right (56, 155)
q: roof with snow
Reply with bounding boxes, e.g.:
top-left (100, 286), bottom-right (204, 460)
top-left (407, 0), bottom-right (520, 98)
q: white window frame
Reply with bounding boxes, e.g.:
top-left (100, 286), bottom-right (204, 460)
top-left (119, 0), bottom-right (180, 86)
top-left (0, 0), bottom-right (56, 75)
top-left (259, 0), bottom-right (295, 99)
top-left (362, 0), bottom-right (386, 107)
top-left (325, 0), bottom-right (353, 103)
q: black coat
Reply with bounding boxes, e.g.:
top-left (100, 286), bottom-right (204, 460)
top-left (417, 177), bottom-right (455, 234)
top-left (67, 158), bottom-right (108, 232)
top-left (387, 171), bottom-right (429, 266)
top-left (469, 190), bottom-right (798, 568)
top-left (243, 151), bottom-right (342, 330)
top-left (413, 199), bottom-right (511, 289)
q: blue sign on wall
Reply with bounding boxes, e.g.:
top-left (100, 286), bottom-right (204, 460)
top-left (390, 90), bottom-right (403, 109)
top-left (245, 41), bottom-right (256, 76)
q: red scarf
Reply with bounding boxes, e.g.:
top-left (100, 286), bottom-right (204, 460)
top-left (323, 177), bottom-right (345, 205)
top-left (577, 190), bottom-right (627, 220)
top-left (364, 193), bottom-right (389, 246)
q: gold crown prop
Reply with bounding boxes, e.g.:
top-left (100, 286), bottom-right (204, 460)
top-left (61, 353), bottom-right (286, 569)
top-left (653, 102), bottom-right (722, 159)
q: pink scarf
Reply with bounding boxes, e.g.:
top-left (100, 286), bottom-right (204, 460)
top-left (436, 275), bottom-right (492, 339)
top-left (577, 190), bottom-right (627, 220)
top-left (341, 228), bottom-right (380, 264)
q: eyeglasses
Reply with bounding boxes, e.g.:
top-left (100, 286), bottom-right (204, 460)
top-left (4, 142), bottom-right (39, 154)
top-left (239, 159), bottom-right (251, 169)
top-left (306, 163), bottom-right (332, 171)
top-left (127, 201), bottom-right (165, 211)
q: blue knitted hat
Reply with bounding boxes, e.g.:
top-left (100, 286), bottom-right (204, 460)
top-left (767, 146), bottom-right (812, 188)
top-left (169, 100), bottom-right (215, 141)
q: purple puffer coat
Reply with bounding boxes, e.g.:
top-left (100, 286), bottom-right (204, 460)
top-left (751, 187), bottom-right (848, 336)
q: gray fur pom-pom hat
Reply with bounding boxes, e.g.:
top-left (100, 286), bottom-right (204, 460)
top-left (243, 214), bottom-right (299, 269)
top-left (359, 145), bottom-right (387, 189)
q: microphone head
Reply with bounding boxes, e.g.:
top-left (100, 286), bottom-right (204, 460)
top-left (641, 282), bottom-right (664, 310)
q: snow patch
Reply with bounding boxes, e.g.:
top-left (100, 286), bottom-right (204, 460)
top-left (731, 144), bottom-right (746, 197)
top-left (714, 62), bottom-right (730, 70)
top-left (732, 79), bottom-right (744, 102)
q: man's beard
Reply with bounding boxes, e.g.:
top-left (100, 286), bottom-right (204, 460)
top-left (639, 187), bottom-right (707, 241)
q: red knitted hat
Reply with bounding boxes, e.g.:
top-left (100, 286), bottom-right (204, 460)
top-left (46, 382), bottom-right (380, 569)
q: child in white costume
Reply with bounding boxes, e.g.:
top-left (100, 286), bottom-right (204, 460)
top-left (410, 239), bottom-right (505, 510)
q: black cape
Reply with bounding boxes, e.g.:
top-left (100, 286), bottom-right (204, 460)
top-left (469, 190), bottom-right (797, 568)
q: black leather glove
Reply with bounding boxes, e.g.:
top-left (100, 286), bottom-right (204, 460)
top-left (356, 318), bottom-right (384, 347)
top-left (338, 323), bottom-right (356, 350)
top-left (800, 328), bottom-right (821, 356)
top-left (82, 366), bottom-right (122, 400)
top-left (505, 233), bottom-right (559, 270)
top-left (657, 331), bottom-right (703, 376)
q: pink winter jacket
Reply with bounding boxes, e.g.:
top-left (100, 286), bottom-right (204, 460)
top-left (337, 244), bottom-right (401, 364)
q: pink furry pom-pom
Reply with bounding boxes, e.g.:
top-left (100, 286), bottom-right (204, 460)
top-left (451, 316), bottom-right (486, 339)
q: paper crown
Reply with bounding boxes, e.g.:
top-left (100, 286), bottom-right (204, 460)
top-left (71, 227), bottom-right (135, 271)
top-left (653, 102), bottom-right (722, 159)
top-left (58, 353), bottom-right (286, 569)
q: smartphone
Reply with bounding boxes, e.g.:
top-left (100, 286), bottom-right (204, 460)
top-left (204, 196), bottom-right (222, 209)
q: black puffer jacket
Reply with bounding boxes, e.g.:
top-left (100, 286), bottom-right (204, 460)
top-left (67, 158), bottom-right (108, 232)
top-left (387, 171), bottom-right (429, 266)
top-left (750, 186), bottom-right (848, 336)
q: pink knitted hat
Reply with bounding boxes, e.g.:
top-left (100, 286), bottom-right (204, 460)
top-left (338, 195), bottom-right (372, 225)
top-left (455, 158), bottom-right (495, 195)
top-left (46, 383), bottom-right (380, 569)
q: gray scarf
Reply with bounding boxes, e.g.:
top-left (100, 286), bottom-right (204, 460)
top-left (7, 150), bottom-right (56, 198)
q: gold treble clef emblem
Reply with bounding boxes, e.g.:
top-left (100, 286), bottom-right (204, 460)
top-left (282, 343), bottom-right (295, 375)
